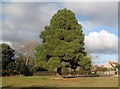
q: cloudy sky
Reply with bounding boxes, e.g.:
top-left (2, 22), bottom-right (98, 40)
top-left (1, 1), bottom-right (119, 65)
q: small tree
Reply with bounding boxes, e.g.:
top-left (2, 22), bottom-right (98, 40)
top-left (14, 54), bottom-right (33, 76)
top-left (15, 54), bottom-right (26, 74)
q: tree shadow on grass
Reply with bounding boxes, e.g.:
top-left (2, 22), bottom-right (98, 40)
top-left (2, 85), bottom-right (60, 89)
top-left (1, 85), bottom-right (118, 89)
top-left (2, 86), bottom-right (118, 89)
top-left (2, 85), bottom-right (13, 89)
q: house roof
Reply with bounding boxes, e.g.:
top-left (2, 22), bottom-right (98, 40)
top-left (104, 61), bottom-right (118, 68)
top-left (108, 62), bottom-right (118, 68)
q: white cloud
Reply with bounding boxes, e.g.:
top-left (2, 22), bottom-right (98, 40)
top-left (0, 40), bottom-right (12, 46)
top-left (85, 30), bottom-right (118, 54)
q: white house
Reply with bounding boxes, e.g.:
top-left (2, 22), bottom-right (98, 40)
top-left (103, 61), bottom-right (118, 75)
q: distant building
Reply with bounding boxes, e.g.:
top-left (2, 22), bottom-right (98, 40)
top-left (104, 61), bottom-right (118, 69)
top-left (103, 61), bottom-right (119, 75)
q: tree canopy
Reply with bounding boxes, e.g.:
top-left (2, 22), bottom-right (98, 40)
top-left (0, 43), bottom-right (15, 75)
top-left (35, 9), bottom-right (91, 73)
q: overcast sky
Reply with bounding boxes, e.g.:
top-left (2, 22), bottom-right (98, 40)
top-left (1, 1), bottom-right (118, 65)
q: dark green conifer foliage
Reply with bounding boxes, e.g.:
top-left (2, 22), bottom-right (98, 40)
top-left (0, 43), bottom-right (15, 75)
top-left (35, 9), bottom-right (91, 73)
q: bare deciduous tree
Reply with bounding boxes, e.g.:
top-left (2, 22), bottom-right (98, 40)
top-left (12, 40), bottom-right (39, 66)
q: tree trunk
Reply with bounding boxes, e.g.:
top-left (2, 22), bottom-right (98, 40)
top-left (57, 67), bottom-right (62, 76)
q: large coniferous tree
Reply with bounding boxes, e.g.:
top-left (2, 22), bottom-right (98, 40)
top-left (35, 9), bottom-right (91, 74)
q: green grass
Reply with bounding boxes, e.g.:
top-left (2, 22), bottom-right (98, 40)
top-left (1, 75), bottom-right (118, 88)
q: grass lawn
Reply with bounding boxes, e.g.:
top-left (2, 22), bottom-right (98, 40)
top-left (1, 75), bottom-right (118, 88)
